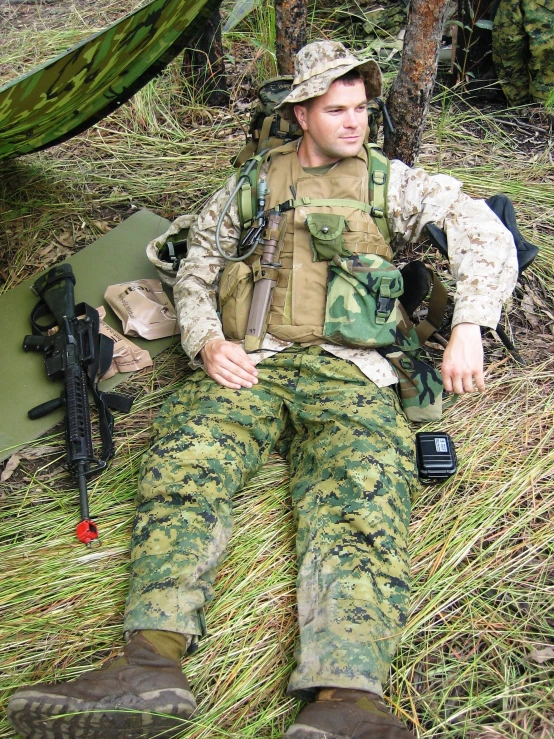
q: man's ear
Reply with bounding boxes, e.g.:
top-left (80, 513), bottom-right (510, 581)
top-left (294, 104), bottom-right (308, 131)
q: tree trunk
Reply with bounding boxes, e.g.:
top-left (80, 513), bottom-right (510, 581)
top-left (383, 0), bottom-right (450, 165)
top-left (275, 0), bottom-right (307, 75)
top-left (182, 7), bottom-right (229, 107)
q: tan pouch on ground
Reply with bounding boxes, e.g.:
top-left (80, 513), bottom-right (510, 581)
top-left (104, 279), bottom-right (177, 340)
top-left (97, 306), bottom-right (153, 378)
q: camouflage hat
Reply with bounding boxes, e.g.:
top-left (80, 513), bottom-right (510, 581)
top-left (275, 41), bottom-right (382, 123)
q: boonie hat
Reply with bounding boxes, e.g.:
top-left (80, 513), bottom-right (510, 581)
top-left (275, 40), bottom-right (382, 122)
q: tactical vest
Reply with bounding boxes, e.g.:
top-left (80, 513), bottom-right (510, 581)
top-left (220, 140), bottom-right (393, 344)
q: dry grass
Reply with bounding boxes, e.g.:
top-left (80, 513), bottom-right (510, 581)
top-left (1, 1), bottom-right (553, 737)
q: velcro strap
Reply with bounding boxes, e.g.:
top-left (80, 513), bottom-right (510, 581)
top-left (266, 228), bottom-right (282, 242)
top-left (252, 257), bottom-right (280, 283)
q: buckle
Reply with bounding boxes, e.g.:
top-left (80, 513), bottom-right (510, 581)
top-left (372, 170), bottom-right (387, 185)
top-left (376, 295), bottom-right (395, 324)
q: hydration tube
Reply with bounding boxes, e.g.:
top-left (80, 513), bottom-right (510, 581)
top-left (215, 151), bottom-right (269, 262)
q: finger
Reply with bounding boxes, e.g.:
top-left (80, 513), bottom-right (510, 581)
top-left (229, 348), bottom-right (259, 375)
top-left (442, 369), bottom-right (454, 393)
top-left (215, 364), bottom-right (256, 388)
top-left (217, 358), bottom-right (258, 385)
top-left (211, 370), bottom-right (244, 390)
top-left (462, 372), bottom-right (476, 393)
top-left (451, 374), bottom-right (465, 395)
top-left (474, 368), bottom-right (486, 393)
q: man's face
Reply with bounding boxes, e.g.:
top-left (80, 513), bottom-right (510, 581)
top-left (294, 79), bottom-right (368, 164)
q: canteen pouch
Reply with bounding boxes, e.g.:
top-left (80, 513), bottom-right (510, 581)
top-left (306, 213), bottom-right (350, 261)
top-left (219, 260), bottom-right (254, 340)
top-left (323, 253), bottom-right (404, 348)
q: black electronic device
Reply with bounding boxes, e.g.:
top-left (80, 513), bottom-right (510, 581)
top-left (415, 432), bottom-right (457, 484)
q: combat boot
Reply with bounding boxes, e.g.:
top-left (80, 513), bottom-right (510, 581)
top-left (284, 688), bottom-right (415, 738)
top-left (7, 630), bottom-right (195, 739)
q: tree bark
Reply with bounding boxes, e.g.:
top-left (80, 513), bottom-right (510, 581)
top-left (182, 7), bottom-right (229, 108)
top-left (383, 0), bottom-right (450, 165)
top-left (275, 0), bottom-right (307, 75)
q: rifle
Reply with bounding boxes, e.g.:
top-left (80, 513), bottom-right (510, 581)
top-left (23, 264), bottom-right (132, 546)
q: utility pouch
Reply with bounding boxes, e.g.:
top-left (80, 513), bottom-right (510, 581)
top-left (306, 213), bottom-right (350, 261)
top-left (378, 343), bottom-right (444, 422)
top-left (323, 253), bottom-right (404, 348)
top-left (219, 260), bottom-right (253, 340)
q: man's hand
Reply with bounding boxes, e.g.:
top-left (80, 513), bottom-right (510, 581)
top-left (200, 339), bottom-right (259, 390)
top-left (441, 322), bottom-right (485, 394)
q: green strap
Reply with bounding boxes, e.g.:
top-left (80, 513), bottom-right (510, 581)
top-left (365, 143), bottom-right (391, 243)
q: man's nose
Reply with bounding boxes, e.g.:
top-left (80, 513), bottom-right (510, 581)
top-left (344, 109), bottom-right (359, 128)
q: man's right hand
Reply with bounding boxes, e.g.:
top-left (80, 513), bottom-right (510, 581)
top-left (200, 339), bottom-right (259, 390)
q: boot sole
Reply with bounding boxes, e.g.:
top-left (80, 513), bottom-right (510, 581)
top-left (7, 687), bottom-right (196, 739)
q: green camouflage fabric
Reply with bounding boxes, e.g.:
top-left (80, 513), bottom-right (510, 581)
top-left (124, 346), bottom-right (416, 699)
top-left (379, 309), bottom-right (444, 423)
top-left (323, 253), bottom-right (405, 348)
top-left (377, 339), bottom-right (444, 423)
top-left (321, 254), bottom-right (443, 421)
top-left (0, 0), bottom-right (221, 160)
top-left (492, 0), bottom-right (554, 105)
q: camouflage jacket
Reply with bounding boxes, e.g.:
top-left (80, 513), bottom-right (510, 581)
top-left (171, 151), bottom-right (519, 386)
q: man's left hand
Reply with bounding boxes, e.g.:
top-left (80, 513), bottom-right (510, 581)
top-left (441, 322), bottom-right (485, 394)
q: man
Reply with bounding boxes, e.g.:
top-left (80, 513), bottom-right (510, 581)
top-left (8, 41), bottom-right (518, 739)
top-left (492, 0), bottom-right (554, 106)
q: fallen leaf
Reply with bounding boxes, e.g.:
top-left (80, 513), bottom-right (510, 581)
top-left (528, 647), bottom-right (554, 664)
top-left (1, 454), bottom-right (21, 482)
top-left (92, 220), bottom-right (111, 233)
top-left (38, 243), bottom-right (56, 257)
top-left (57, 230), bottom-right (76, 248)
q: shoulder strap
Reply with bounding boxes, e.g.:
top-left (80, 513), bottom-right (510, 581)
top-left (364, 143), bottom-right (391, 243)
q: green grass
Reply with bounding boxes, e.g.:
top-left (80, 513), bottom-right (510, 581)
top-left (1, 1), bottom-right (553, 737)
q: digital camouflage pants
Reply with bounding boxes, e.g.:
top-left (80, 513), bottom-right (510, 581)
top-left (123, 346), bottom-right (416, 699)
top-left (492, 0), bottom-right (554, 104)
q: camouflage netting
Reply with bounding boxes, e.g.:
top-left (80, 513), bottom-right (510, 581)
top-left (0, 0), bottom-right (222, 160)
